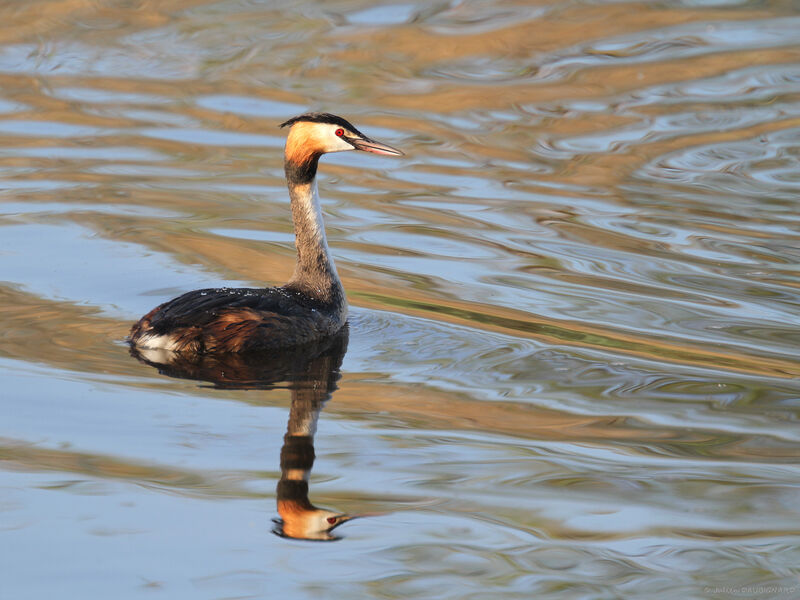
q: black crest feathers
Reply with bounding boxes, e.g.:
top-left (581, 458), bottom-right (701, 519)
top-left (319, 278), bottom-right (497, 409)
top-left (280, 113), bottom-right (365, 138)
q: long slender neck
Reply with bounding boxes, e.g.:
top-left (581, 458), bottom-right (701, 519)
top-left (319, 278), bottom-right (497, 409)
top-left (284, 157), bottom-right (344, 304)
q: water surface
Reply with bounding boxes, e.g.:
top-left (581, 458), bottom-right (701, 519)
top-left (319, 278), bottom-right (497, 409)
top-left (2, 1), bottom-right (800, 598)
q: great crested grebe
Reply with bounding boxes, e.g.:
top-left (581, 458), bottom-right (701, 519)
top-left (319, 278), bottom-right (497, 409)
top-left (129, 113), bottom-right (402, 354)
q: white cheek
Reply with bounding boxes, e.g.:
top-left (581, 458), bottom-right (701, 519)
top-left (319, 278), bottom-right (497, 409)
top-left (320, 124), bottom-right (354, 153)
top-left (330, 134), bottom-right (355, 153)
top-left (313, 511), bottom-right (339, 531)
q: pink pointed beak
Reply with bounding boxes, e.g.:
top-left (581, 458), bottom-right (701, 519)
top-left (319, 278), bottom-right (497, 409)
top-left (348, 136), bottom-right (404, 156)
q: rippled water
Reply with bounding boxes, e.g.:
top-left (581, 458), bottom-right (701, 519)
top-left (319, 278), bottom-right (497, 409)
top-left (2, 1), bottom-right (800, 598)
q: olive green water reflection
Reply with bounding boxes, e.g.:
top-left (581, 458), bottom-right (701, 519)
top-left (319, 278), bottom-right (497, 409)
top-left (1, 1), bottom-right (800, 599)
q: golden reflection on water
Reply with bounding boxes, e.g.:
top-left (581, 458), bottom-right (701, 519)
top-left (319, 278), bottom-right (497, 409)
top-left (1, 0), bottom-right (800, 598)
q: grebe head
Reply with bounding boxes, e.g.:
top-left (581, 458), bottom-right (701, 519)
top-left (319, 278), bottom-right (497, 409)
top-left (280, 112), bottom-right (403, 161)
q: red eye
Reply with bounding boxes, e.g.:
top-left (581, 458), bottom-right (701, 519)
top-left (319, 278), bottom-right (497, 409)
top-left (335, 128), bottom-right (344, 137)
top-left (327, 517), bottom-right (337, 524)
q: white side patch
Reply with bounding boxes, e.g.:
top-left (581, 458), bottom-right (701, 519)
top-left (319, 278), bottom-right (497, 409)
top-left (135, 333), bottom-right (182, 351)
top-left (135, 346), bottom-right (180, 365)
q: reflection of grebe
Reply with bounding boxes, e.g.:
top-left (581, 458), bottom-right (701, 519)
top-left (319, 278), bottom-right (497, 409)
top-left (274, 335), bottom-right (358, 540)
top-left (131, 328), bottom-right (371, 541)
top-left (129, 113), bottom-right (402, 354)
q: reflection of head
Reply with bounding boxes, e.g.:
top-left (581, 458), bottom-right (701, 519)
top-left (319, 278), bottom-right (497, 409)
top-left (273, 484), bottom-right (355, 541)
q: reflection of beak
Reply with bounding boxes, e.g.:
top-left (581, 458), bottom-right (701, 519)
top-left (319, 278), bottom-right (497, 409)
top-left (328, 510), bottom-right (387, 531)
top-left (272, 510), bottom-right (385, 542)
top-left (326, 514), bottom-right (355, 533)
top-left (328, 513), bottom-right (360, 529)
top-left (347, 136), bottom-right (404, 156)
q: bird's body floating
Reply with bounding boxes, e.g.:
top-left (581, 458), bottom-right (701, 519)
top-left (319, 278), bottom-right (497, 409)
top-left (129, 113), bottom-right (403, 355)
